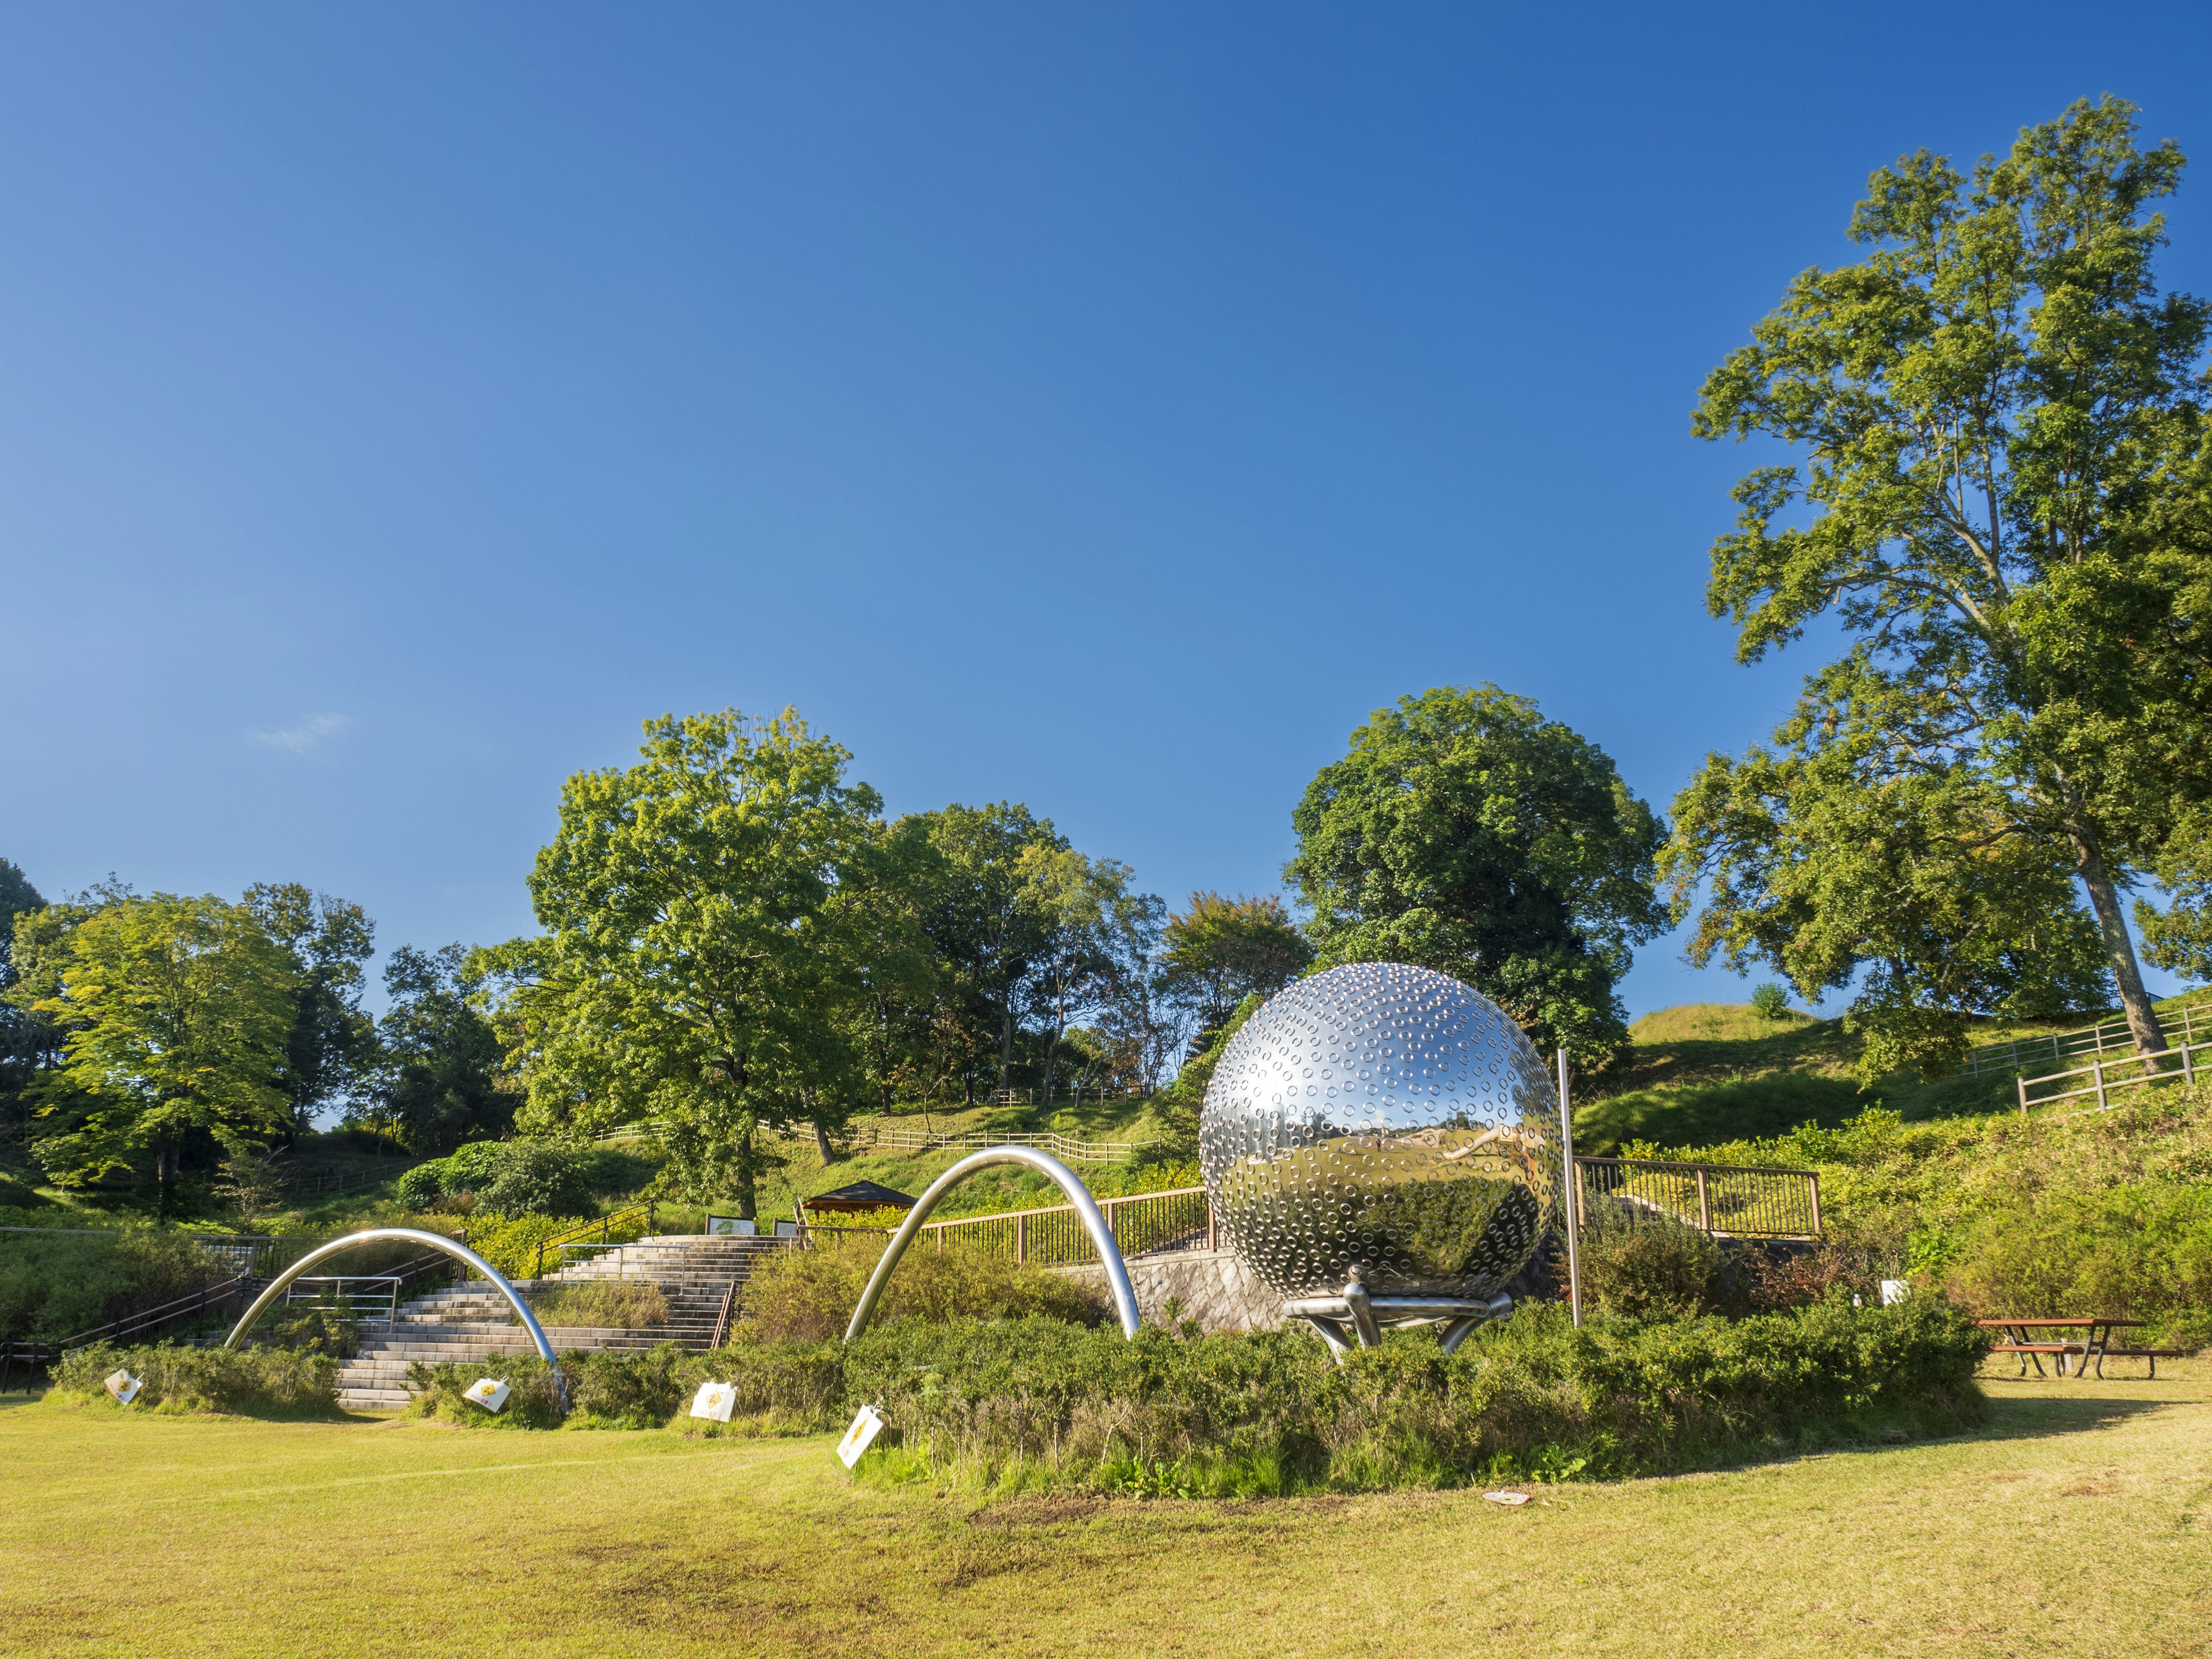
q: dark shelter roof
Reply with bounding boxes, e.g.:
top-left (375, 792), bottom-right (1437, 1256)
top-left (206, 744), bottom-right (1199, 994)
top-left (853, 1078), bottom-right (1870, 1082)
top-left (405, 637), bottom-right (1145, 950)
top-left (802, 1180), bottom-right (918, 1213)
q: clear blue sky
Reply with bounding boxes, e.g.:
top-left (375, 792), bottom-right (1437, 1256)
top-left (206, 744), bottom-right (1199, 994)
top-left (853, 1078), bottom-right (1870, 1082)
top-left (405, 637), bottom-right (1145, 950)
top-left (5, 3), bottom-right (2209, 1018)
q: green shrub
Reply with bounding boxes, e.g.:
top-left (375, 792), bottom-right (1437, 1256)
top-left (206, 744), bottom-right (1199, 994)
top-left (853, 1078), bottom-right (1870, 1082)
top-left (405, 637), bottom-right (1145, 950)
top-left (519, 1282), bottom-right (671, 1330)
top-left (401, 1300), bottom-right (1989, 1498)
top-left (1576, 1207), bottom-right (1722, 1320)
top-left (0, 1228), bottom-right (233, 1343)
top-left (734, 1233), bottom-right (1104, 1343)
top-left (49, 1342), bottom-right (340, 1416)
top-left (1750, 983), bottom-right (1791, 1020)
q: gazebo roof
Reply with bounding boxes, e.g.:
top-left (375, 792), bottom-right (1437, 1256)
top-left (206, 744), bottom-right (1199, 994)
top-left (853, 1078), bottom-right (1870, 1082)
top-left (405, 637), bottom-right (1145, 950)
top-left (802, 1180), bottom-right (918, 1213)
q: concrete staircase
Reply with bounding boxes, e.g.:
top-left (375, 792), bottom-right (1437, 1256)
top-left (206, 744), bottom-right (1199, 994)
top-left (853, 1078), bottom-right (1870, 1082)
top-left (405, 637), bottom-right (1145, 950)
top-left (334, 1233), bottom-right (789, 1412)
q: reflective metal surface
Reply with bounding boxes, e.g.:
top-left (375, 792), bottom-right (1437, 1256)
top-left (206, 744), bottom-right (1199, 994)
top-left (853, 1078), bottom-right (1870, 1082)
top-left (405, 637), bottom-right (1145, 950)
top-left (1199, 962), bottom-right (1562, 1304)
top-left (224, 1226), bottom-right (569, 1412)
top-left (843, 1147), bottom-right (1142, 1342)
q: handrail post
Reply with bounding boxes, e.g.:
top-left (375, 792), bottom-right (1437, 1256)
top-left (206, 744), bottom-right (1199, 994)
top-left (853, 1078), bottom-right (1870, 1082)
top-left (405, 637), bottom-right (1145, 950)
top-left (1014, 1213), bottom-right (1027, 1264)
top-left (2018, 1074), bottom-right (2028, 1116)
top-left (1695, 1168), bottom-right (1711, 1233)
top-left (2186, 1041), bottom-right (2196, 1088)
top-left (1807, 1172), bottom-right (1821, 1237)
top-left (2094, 1058), bottom-right (2108, 1111)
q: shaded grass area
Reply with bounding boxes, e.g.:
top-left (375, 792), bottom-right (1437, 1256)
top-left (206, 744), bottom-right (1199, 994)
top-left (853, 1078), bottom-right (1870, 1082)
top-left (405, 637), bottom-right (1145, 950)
top-left (2, 1363), bottom-right (2207, 1658)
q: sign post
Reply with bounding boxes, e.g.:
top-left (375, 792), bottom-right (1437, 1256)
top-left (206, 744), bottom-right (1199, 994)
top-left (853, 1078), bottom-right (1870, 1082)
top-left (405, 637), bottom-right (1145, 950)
top-left (1558, 1048), bottom-right (1582, 1329)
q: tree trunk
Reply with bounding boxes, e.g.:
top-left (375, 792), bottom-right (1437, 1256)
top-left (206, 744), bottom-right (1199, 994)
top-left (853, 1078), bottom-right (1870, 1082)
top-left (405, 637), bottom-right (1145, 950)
top-left (2065, 813), bottom-right (2168, 1056)
top-left (736, 1122), bottom-right (756, 1222)
top-left (998, 1001), bottom-right (1017, 1101)
top-left (814, 1120), bottom-right (838, 1167)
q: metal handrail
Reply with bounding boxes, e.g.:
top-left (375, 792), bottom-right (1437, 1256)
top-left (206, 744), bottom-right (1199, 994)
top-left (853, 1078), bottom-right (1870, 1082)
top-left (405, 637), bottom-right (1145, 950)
top-left (532, 1202), bottom-right (657, 1279)
top-left (1967, 1002), bottom-right (2211, 1078)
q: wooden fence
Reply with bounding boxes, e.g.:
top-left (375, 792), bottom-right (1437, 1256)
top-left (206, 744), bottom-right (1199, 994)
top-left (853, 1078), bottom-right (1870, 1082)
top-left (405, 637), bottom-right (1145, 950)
top-left (1575, 1157), bottom-right (1821, 1240)
top-left (2017, 1033), bottom-right (2212, 1113)
top-left (919, 1186), bottom-right (1214, 1266)
top-left (1967, 1002), bottom-right (2212, 1079)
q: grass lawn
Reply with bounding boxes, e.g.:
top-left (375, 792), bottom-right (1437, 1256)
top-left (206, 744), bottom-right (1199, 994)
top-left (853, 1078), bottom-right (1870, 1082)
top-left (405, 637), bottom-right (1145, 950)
top-left (6, 1362), bottom-right (2210, 1658)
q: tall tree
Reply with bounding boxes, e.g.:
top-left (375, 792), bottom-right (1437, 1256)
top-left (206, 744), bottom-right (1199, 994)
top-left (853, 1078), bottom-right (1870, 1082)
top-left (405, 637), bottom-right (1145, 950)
top-left (1018, 846), bottom-right (1160, 1103)
top-left (478, 709), bottom-right (880, 1218)
top-left (1160, 891), bottom-right (1312, 1048)
top-left (362, 944), bottom-right (511, 1154)
top-left (1664, 97), bottom-right (2212, 1074)
top-left (1286, 684), bottom-right (1666, 1071)
top-left (245, 882), bottom-right (378, 1137)
top-left (909, 802), bottom-right (1061, 1103)
top-left (6, 893), bottom-right (294, 1203)
top-left (0, 859), bottom-right (49, 1116)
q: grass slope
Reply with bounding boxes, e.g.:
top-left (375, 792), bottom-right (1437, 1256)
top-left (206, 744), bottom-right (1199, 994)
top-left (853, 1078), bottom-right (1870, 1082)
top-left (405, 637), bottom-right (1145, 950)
top-left (1575, 991), bottom-right (2212, 1156)
top-left (5, 1366), bottom-right (2208, 1657)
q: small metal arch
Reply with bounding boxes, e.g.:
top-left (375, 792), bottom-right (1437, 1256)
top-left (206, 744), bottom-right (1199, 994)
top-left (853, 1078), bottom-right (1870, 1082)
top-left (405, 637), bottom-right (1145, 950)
top-left (224, 1226), bottom-right (566, 1411)
top-left (843, 1147), bottom-right (1142, 1343)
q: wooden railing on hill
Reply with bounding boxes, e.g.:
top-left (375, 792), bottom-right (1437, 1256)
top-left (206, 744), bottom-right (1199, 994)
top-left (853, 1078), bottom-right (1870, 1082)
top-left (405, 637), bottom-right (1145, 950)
top-left (839, 1125), bottom-right (1165, 1165)
top-left (1967, 1003), bottom-right (2212, 1079)
top-left (2016, 1034), bottom-right (2212, 1114)
top-left (915, 1186), bottom-right (1214, 1266)
top-left (1576, 1158), bottom-right (1821, 1240)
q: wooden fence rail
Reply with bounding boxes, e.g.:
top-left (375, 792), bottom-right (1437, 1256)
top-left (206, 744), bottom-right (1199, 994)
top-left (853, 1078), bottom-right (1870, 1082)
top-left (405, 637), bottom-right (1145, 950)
top-left (2017, 1035), bottom-right (2212, 1113)
top-left (1967, 1003), bottom-right (2212, 1080)
top-left (1574, 1157), bottom-right (1822, 1240)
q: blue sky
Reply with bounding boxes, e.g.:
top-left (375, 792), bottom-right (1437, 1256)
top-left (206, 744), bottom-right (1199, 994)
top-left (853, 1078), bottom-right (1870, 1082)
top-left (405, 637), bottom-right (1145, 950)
top-left (5, 3), bottom-right (2210, 1018)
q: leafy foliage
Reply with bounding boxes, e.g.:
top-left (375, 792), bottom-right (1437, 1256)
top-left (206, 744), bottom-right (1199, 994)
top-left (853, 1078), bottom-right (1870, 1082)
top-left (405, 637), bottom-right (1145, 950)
top-left (1749, 983), bottom-right (1791, 1021)
top-left (1666, 96), bottom-right (2212, 1075)
top-left (244, 884), bottom-right (378, 1137)
top-left (0, 1227), bottom-right (233, 1342)
top-left (50, 1340), bottom-right (341, 1416)
top-left (361, 945), bottom-right (510, 1153)
top-left (402, 1303), bottom-right (1990, 1495)
top-left (9, 892), bottom-right (296, 1199)
top-left (1159, 892), bottom-right (1311, 1051)
top-left (732, 1232), bottom-right (1104, 1342)
top-left (1287, 684), bottom-right (1666, 1070)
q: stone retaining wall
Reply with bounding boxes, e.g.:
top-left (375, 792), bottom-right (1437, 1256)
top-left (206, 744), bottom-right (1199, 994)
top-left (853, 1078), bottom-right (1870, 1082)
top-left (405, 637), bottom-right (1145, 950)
top-left (1058, 1248), bottom-right (1282, 1334)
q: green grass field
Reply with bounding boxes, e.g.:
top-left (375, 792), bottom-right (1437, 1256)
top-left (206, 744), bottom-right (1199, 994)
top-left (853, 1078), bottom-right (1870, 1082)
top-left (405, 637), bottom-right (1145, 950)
top-left (6, 1361), bottom-right (2209, 1658)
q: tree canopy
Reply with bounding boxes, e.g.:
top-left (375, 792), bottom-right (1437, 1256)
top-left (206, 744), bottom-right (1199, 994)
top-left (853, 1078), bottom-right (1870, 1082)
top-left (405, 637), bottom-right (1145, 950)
top-left (477, 709), bottom-right (884, 1216)
top-left (7, 891), bottom-right (295, 1201)
top-left (1160, 891), bottom-right (1311, 1046)
top-left (1664, 96), bottom-right (2212, 1076)
top-left (1286, 684), bottom-right (1666, 1071)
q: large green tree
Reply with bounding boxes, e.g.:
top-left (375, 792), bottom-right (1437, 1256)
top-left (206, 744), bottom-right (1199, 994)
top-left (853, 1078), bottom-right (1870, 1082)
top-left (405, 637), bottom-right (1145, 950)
top-left (6, 892), bottom-right (294, 1203)
top-left (1664, 97), bottom-right (2212, 1075)
top-left (0, 858), bottom-right (49, 1116)
top-left (362, 944), bottom-right (511, 1154)
top-left (1286, 684), bottom-right (1667, 1070)
top-left (1159, 891), bottom-right (1312, 1049)
top-left (245, 882), bottom-right (378, 1137)
top-left (478, 709), bottom-right (882, 1217)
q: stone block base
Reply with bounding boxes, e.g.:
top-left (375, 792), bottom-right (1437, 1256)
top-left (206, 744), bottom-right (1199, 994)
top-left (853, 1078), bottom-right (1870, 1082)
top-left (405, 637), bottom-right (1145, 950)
top-left (1058, 1249), bottom-right (1283, 1334)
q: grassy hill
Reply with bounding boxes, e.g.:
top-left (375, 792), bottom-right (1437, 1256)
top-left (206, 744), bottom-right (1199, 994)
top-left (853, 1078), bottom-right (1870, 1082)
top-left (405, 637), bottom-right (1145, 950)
top-left (1573, 991), bottom-right (2212, 1156)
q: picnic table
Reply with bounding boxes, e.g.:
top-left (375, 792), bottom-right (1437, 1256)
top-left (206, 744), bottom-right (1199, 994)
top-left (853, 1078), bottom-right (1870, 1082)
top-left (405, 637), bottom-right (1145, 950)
top-left (1977, 1318), bottom-right (2176, 1379)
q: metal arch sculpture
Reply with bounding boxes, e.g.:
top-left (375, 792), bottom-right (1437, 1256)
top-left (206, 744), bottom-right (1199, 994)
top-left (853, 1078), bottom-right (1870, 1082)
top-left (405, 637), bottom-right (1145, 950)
top-left (224, 1226), bottom-right (568, 1410)
top-left (843, 1147), bottom-right (1142, 1342)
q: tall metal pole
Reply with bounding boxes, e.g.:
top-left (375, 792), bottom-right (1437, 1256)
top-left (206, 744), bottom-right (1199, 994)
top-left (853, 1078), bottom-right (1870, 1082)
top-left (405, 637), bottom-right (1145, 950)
top-left (1557, 1047), bottom-right (1582, 1328)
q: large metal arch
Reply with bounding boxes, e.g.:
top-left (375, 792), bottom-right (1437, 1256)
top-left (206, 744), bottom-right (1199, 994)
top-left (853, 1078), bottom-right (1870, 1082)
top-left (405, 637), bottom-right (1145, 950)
top-left (224, 1226), bottom-right (567, 1410)
top-left (843, 1147), bottom-right (1142, 1342)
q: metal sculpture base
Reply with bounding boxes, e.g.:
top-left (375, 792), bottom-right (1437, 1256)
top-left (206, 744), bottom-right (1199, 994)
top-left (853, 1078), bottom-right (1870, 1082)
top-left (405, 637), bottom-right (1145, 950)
top-left (1283, 1275), bottom-right (1514, 1362)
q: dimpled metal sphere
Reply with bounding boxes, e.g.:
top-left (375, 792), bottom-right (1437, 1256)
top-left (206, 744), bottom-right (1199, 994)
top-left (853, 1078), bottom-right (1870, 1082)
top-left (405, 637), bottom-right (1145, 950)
top-left (1199, 962), bottom-right (1562, 1300)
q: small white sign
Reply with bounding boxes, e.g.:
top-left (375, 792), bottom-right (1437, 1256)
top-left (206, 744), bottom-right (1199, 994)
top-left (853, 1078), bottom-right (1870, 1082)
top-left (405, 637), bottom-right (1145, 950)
top-left (835, 1404), bottom-right (886, 1469)
top-left (1482, 1490), bottom-right (1530, 1506)
top-left (690, 1380), bottom-right (736, 1423)
top-left (104, 1369), bottom-right (141, 1406)
top-left (1880, 1279), bottom-right (1911, 1306)
top-left (463, 1377), bottom-right (512, 1414)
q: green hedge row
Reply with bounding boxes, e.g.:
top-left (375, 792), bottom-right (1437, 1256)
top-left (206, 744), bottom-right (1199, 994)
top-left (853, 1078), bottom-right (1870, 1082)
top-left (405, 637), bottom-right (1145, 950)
top-left (46, 1342), bottom-right (342, 1416)
top-left (407, 1297), bottom-right (1990, 1493)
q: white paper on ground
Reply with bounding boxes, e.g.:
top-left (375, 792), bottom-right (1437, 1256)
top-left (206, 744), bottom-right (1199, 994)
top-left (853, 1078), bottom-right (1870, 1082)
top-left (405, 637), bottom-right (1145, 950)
top-left (1482, 1491), bottom-right (1530, 1506)
top-left (836, 1404), bottom-right (886, 1469)
top-left (463, 1378), bottom-right (512, 1414)
top-left (104, 1369), bottom-right (141, 1406)
top-left (1880, 1279), bottom-right (1911, 1305)
top-left (690, 1380), bottom-right (736, 1423)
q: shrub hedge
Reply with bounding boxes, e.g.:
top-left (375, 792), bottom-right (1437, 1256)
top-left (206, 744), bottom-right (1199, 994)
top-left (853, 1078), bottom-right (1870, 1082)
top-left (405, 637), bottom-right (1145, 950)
top-left (48, 1342), bottom-right (342, 1416)
top-left (406, 1297), bottom-right (1990, 1493)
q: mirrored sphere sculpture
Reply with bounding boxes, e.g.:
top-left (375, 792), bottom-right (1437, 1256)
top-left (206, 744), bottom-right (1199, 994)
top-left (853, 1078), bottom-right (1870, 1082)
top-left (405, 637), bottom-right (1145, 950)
top-left (1199, 963), bottom-right (1562, 1322)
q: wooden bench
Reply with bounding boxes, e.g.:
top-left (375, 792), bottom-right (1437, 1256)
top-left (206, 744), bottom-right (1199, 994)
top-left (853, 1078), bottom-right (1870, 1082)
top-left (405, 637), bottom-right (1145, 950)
top-left (2089, 1347), bottom-right (2183, 1380)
